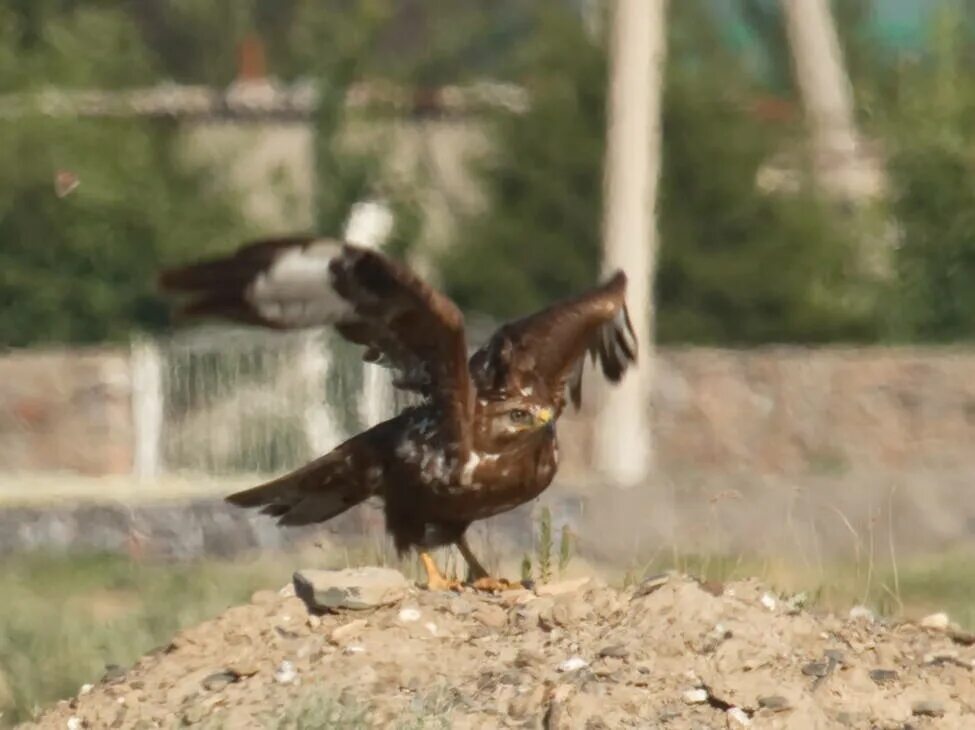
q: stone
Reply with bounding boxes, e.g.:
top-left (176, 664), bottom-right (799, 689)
top-left (912, 700), bottom-right (945, 718)
top-left (801, 662), bottom-right (830, 678)
top-left (273, 661), bottom-right (297, 685)
top-left (632, 574), bottom-right (669, 598)
top-left (201, 671), bottom-right (238, 692)
top-left (869, 669), bottom-right (898, 684)
top-left (727, 707), bottom-right (752, 727)
top-left (397, 607), bottom-right (422, 623)
top-left (848, 605), bottom-right (875, 623)
top-left (293, 567), bottom-right (409, 611)
top-left (920, 612), bottom-right (950, 630)
top-left (557, 656), bottom-right (589, 673)
top-left (758, 695), bottom-right (791, 712)
top-left (473, 605), bottom-right (507, 629)
top-left (683, 688), bottom-right (709, 704)
top-left (760, 593), bottom-right (777, 611)
top-left (598, 644), bottom-right (629, 659)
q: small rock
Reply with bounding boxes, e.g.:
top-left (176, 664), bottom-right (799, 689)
top-left (557, 656), bottom-right (589, 673)
top-left (632, 573), bottom-right (669, 598)
top-left (683, 688), bottom-right (709, 704)
top-left (424, 621), bottom-right (438, 636)
top-left (278, 583), bottom-right (296, 598)
top-left (785, 592), bottom-right (808, 614)
top-left (329, 618), bottom-right (368, 644)
top-left (824, 649), bottom-right (846, 665)
top-left (182, 706), bottom-right (204, 725)
top-left (102, 664), bottom-right (125, 683)
top-left (727, 707), bottom-right (752, 727)
top-left (598, 644), bottom-right (629, 659)
top-left (473, 605), bottom-right (507, 629)
top-left (757, 695), bottom-right (791, 712)
top-left (344, 644), bottom-right (366, 655)
top-left (848, 605), bottom-right (875, 622)
top-left (869, 668), bottom-right (898, 684)
top-left (912, 700), bottom-right (945, 718)
top-left (801, 662), bottom-right (830, 678)
top-left (306, 614), bottom-right (321, 629)
top-left (760, 593), bottom-right (777, 611)
top-left (293, 567), bottom-right (409, 611)
top-left (273, 660), bottom-right (297, 684)
top-left (920, 612), bottom-right (950, 630)
top-left (202, 671), bottom-right (238, 691)
top-left (67, 718), bottom-right (84, 730)
top-left (78, 684), bottom-right (94, 696)
top-left (397, 607), bottom-right (422, 623)
top-left (447, 597), bottom-right (474, 616)
top-left (535, 577), bottom-right (591, 596)
top-left (515, 648), bottom-right (544, 668)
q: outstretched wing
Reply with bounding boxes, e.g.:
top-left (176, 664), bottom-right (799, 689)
top-left (470, 271), bottom-right (637, 413)
top-left (159, 237), bottom-right (474, 451)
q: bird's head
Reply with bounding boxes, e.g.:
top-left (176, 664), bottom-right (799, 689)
top-left (477, 394), bottom-right (555, 447)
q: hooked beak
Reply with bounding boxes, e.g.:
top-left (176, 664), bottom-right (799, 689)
top-left (535, 407), bottom-right (554, 427)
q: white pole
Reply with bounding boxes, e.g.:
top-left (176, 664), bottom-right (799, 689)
top-left (594, 0), bottom-right (667, 487)
top-left (780, 0), bottom-right (881, 202)
top-left (131, 338), bottom-right (164, 481)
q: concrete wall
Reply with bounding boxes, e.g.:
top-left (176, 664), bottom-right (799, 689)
top-left (0, 348), bottom-right (133, 475)
top-left (4, 345), bottom-right (975, 479)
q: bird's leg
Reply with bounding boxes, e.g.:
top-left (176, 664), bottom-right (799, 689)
top-left (456, 536), bottom-right (519, 592)
top-left (419, 551), bottom-right (462, 592)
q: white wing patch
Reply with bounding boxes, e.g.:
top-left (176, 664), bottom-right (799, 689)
top-left (246, 241), bottom-right (354, 327)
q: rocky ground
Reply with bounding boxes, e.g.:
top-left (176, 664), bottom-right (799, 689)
top-left (22, 570), bottom-right (975, 729)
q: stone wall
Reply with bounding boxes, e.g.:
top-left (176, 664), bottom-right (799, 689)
top-left (4, 345), bottom-right (975, 478)
top-left (0, 348), bottom-right (133, 474)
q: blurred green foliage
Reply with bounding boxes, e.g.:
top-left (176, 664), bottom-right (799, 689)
top-left (443, 2), bottom-right (875, 344)
top-left (4, 1), bottom-right (975, 346)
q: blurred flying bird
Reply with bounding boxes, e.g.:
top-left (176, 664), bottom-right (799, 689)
top-left (159, 236), bottom-right (636, 590)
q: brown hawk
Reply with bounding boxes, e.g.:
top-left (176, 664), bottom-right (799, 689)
top-left (160, 237), bottom-right (637, 590)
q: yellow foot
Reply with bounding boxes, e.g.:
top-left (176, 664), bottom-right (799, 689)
top-left (469, 576), bottom-right (521, 592)
top-left (423, 574), bottom-right (464, 592)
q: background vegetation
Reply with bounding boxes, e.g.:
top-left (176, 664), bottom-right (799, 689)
top-left (4, 1), bottom-right (975, 347)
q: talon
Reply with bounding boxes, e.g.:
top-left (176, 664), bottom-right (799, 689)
top-left (424, 575), bottom-right (463, 592)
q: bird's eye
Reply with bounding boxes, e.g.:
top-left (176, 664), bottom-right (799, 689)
top-left (509, 409), bottom-right (532, 424)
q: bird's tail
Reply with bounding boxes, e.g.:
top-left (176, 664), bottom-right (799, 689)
top-left (226, 437), bottom-right (378, 527)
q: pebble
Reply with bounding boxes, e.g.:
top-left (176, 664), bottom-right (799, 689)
top-left (344, 644), bottom-right (366, 655)
top-left (273, 660), bottom-right (297, 685)
top-left (598, 643), bottom-right (629, 658)
top-left (67, 718), bottom-right (83, 730)
top-left (727, 707), bottom-right (752, 727)
top-left (920, 612), bottom-right (950, 630)
top-left (397, 607), bottom-right (422, 623)
top-left (202, 671), bottom-right (238, 691)
top-left (473, 605), bottom-right (507, 629)
top-left (78, 684), bottom-right (93, 696)
top-left (848, 605), bottom-right (875, 622)
top-left (912, 700), bottom-right (946, 718)
top-left (801, 662), bottom-right (830, 677)
top-left (869, 669), bottom-right (898, 684)
top-left (293, 567), bottom-right (409, 611)
top-left (632, 573), bottom-right (669, 598)
top-left (758, 695), bottom-right (791, 712)
top-left (557, 656), bottom-right (589, 673)
top-left (683, 688), bottom-right (709, 704)
top-left (760, 593), bottom-right (777, 611)
top-left (448, 597), bottom-right (474, 616)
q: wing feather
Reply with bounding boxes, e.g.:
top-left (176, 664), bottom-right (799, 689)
top-left (471, 271), bottom-right (637, 412)
top-left (160, 237), bottom-right (473, 455)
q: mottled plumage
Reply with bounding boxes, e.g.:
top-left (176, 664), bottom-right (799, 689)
top-left (160, 237), bottom-right (636, 588)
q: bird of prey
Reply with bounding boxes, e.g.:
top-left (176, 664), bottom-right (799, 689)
top-left (160, 237), bottom-right (637, 590)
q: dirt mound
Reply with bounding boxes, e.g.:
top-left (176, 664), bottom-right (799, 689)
top-left (23, 573), bottom-right (975, 729)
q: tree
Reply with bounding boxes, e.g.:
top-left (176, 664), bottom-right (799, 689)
top-left (442, 1), bottom-right (873, 344)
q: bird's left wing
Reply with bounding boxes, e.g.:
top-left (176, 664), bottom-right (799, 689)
top-left (160, 236), bottom-right (474, 453)
top-left (470, 271), bottom-right (637, 413)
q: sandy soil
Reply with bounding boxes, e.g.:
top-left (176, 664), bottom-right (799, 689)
top-left (22, 573), bottom-right (975, 729)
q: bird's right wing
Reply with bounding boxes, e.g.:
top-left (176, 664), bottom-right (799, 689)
top-left (160, 237), bottom-right (474, 452)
